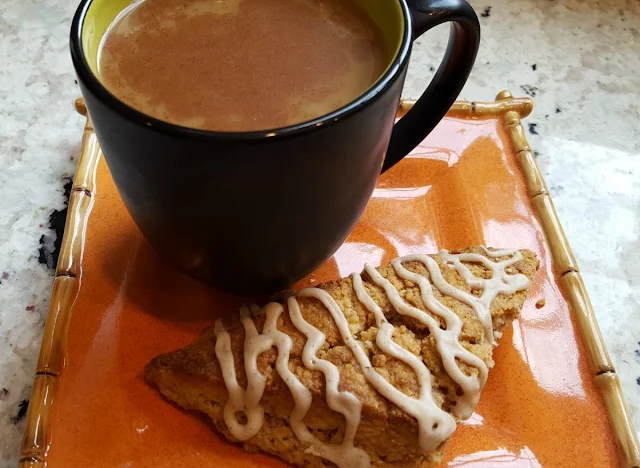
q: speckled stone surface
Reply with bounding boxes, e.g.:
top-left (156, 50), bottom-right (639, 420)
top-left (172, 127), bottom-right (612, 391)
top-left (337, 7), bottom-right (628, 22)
top-left (0, 0), bottom-right (638, 466)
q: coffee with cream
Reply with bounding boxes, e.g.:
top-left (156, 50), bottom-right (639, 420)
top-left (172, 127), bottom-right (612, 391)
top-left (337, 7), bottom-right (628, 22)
top-left (98, 0), bottom-right (388, 132)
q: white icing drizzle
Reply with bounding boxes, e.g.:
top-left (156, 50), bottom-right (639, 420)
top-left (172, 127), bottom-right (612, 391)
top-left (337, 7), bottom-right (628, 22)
top-left (350, 273), bottom-right (457, 450)
top-left (214, 306), bottom-right (267, 440)
top-left (287, 294), bottom-right (370, 467)
top-left (216, 301), bottom-right (369, 468)
top-left (437, 247), bottom-right (530, 343)
top-left (364, 261), bottom-right (487, 419)
top-left (212, 248), bottom-right (530, 468)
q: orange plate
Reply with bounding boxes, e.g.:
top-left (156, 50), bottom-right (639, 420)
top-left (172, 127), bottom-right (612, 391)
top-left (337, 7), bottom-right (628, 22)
top-left (39, 98), bottom-right (624, 467)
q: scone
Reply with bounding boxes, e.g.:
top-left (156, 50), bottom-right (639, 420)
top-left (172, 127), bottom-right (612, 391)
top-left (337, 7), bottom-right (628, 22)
top-left (145, 247), bottom-right (539, 468)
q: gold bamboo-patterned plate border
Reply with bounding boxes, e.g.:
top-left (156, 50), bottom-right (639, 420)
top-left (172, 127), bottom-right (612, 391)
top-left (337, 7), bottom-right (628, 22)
top-left (20, 92), bottom-right (640, 468)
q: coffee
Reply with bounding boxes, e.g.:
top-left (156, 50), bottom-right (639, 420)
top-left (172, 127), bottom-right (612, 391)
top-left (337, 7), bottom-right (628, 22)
top-left (98, 0), bottom-right (388, 132)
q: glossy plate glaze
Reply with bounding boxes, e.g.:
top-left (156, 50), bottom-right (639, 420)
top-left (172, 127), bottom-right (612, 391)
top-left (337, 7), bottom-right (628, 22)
top-left (22, 94), bottom-right (637, 468)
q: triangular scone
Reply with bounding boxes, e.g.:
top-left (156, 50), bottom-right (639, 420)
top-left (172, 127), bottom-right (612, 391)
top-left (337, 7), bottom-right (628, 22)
top-left (146, 247), bottom-right (539, 468)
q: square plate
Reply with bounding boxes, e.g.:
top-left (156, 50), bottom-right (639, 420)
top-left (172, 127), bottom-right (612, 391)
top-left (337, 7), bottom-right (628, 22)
top-left (20, 92), bottom-right (640, 467)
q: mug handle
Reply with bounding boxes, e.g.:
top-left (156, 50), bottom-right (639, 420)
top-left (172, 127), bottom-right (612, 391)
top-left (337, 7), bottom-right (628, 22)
top-left (382, 0), bottom-right (480, 173)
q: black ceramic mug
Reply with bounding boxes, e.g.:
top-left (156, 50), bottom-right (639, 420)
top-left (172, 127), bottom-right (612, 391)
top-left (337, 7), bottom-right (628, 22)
top-left (71, 0), bottom-right (480, 294)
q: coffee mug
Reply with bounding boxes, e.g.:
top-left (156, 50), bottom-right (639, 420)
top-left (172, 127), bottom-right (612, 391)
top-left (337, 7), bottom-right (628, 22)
top-left (71, 0), bottom-right (480, 295)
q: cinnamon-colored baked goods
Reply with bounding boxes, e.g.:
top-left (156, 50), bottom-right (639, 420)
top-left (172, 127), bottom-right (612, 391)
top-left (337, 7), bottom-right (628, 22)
top-left (145, 247), bottom-right (538, 467)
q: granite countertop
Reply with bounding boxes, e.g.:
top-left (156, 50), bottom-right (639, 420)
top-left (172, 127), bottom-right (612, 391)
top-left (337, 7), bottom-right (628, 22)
top-left (1, 0), bottom-right (638, 465)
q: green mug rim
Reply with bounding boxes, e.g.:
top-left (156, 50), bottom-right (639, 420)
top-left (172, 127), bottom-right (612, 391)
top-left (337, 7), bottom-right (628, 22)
top-left (70, 0), bottom-right (413, 141)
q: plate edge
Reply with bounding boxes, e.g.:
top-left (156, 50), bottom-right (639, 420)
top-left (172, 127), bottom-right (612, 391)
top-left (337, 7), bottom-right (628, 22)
top-left (19, 99), bottom-right (100, 467)
top-left (498, 89), bottom-right (640, 468)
